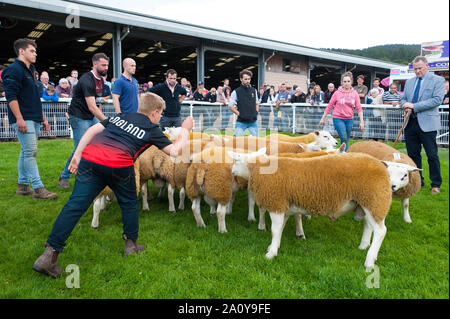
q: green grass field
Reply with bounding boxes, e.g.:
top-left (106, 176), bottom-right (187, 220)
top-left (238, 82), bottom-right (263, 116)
top-left (0, 137), bottom-right (448, 299)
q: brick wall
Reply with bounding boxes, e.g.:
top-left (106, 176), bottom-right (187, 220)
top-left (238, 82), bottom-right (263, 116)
top-left (265, 56), bottom-right (309, 91)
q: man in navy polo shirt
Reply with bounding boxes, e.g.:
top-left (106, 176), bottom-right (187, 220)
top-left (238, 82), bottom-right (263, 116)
top-left (112, 58), bottom-right (139, 114)
top-left (148, 69), bottom-right (187, 129)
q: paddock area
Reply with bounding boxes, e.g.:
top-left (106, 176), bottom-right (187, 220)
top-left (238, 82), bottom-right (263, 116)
top-left (0, 137), bottom-right (447, 299)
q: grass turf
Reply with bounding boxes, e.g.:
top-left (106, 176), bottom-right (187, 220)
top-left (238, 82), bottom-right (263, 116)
top-left (0, 137), bottom-right (448, 299)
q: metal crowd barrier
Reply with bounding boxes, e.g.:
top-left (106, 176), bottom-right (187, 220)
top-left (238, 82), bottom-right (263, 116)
top-left (0, 98), bottom-right (448, 146)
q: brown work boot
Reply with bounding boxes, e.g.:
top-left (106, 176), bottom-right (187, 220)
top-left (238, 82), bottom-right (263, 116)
top-left (32, 243), bottom-right (63, 278)
top-left (33, 187), bottom-right (58, 200)
top-left (58, 177), bottom-right (70, 189)
top-left (123, 235), bottom-right (146, 257)
top-left (16, 183), bottom-right (33, 196)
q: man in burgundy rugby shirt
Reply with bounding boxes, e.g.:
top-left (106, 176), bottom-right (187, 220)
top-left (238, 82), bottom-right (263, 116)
top-left (32, 93), bottom-right (194, 278)
top-left (58, 53), bottom-right (110, 189)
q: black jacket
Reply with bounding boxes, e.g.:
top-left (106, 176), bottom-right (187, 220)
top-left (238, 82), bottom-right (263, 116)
top-left (290, 93), bottom-right (307, 103)
top-left (235, 85), bottom-right (258, 123)
top-left (148, 82), bottom-right (187, 117)
top-left (204, 92), bottom-right (217, 103)
top-left (2, 59), bottom-right (43, 124)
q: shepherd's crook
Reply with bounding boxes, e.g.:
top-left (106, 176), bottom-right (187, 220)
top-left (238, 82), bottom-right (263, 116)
top-left (393, 111), bottom-right (411, 148)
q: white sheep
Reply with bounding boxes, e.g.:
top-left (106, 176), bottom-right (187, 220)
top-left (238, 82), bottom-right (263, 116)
top-left (266, 130), bottom-right (338, 152)
top-left (348, 141), bottom-right (422, 223)
top-left (185, 135), bottom-right (311, 233)
top-left (91, 161), bottom-right (140, 229)
top-left (228, 150), bottom-right (393, 268)
top-left (139, 138), bottom-right (221, 213)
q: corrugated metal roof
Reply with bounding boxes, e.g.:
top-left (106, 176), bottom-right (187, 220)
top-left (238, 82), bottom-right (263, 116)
top-left (1, 0), bottom-right (406, 69)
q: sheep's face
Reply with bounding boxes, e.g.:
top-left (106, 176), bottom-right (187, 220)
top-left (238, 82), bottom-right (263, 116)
top-left (382, 161), bottom-right (421, 192)
top-left (228, 152), bottom-right (251, 179)
top-left (164, 127), bottom-right (181, 140)
top-left (228, 148), bottom-right (266, 180)
top-left (314, 130), bottom-right (338, 149)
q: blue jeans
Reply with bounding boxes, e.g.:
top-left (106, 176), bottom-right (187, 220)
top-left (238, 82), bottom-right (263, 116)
top-left (234, 120), bottom-right (258, 137)
top-left (12, 120), bottom-right (44, 189)
top-left (47, 159), bottom-right (139, 252)
top-left (333, 118), bottom-right (353, 151)
top-left (60, 115), bottom-right (99, 180)
top-left (159, 116), bottom-right (181, 130)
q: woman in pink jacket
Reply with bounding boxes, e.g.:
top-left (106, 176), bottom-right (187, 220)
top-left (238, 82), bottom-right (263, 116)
top-left (319, 72), bottom-right (364, 151)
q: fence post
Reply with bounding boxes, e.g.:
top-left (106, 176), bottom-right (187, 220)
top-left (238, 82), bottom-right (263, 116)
top-left (292, 104), bottom-right (296, 134)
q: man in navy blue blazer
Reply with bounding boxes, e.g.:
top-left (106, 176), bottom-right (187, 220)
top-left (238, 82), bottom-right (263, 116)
top-left (401, 56), bottom-right (445, 194)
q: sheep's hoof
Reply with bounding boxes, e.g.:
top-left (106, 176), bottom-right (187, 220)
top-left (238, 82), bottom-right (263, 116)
top-left (296, 234), bottom-right (306, 240)
top-left (258, 225), bottom-right (266, 231)
top-left (218, 229), bottom-right (228, 234)
top-left (359, 242), bottom-right (370, 250)
top-left (248, 217), bottom-right (256, 222)
top-left (197, 223), bottom-right (206, 228)
top-left (265, 251), bottom-right (276, 259)
top-left (178, 204), bottom-right (185, 210)
top-left (404, 217), bottom-right (412, 223)
top-left (91, 225), bottom-right (98, 229)
top-left (364, 258), bottom-right (376, 269)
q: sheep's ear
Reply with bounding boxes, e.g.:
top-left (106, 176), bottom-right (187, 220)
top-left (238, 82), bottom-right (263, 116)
top-left (227, 151), bottom-right (241, 161)
top-left (256, 147), bottom-right (267, 156)
top-left (406, 165), bottom-right (422, 172)
top-left (314, 130), bottom-right (320, 136)
top-left (381, 160), bottom-right (390, 168)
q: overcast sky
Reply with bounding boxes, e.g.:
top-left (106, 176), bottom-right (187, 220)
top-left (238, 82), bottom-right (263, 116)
top-left (79, 0), bottom-right (449, 50)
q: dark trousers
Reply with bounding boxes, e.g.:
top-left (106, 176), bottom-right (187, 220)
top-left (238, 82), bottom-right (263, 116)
top-left (404, 117), bottom-right (442, 188)
top-left (159, 116), bottom-right (182, 130)
top-left (47, 159), bottom-right (139, 252)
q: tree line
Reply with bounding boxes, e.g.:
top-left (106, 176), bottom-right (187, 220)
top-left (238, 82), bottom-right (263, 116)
top-left (322, 44), bottom-right (421, 65)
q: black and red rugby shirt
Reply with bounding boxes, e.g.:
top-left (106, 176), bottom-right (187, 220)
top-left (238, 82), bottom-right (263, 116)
top-left (81, 113), bottom-right (172, 168)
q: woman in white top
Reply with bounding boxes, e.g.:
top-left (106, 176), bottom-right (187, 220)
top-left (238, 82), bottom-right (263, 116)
top-left (221, 86), bottom-right (233, 129)
top-left (267, 87), bottom-right (277, 104)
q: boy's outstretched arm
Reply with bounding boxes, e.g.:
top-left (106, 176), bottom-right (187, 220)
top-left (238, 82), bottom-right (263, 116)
top-left (69, 123), bottom-right (106, 174)
top-left (162, 117), bottom-right (194, 157)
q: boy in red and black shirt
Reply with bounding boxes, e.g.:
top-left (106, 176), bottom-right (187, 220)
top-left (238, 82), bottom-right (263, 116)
top-left (33, 93), bottom-right (193, 278)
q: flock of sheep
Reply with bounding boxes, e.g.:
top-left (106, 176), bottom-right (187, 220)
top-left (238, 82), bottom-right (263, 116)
top-left (92, 130), bottom-right (421, 269)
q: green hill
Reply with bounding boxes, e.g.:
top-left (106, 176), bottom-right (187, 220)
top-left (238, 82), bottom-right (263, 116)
top-left (322, 44), bottom-right (421, 65)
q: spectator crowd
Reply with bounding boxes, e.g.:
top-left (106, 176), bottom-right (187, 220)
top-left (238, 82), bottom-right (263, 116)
top-left (2, 60), bottom-right (449, 108)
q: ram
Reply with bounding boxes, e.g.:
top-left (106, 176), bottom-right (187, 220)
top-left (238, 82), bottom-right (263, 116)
top-left (266, 130), bottom-right (338, 151)
top-left (186, 147), bottom-right (251, 233)
top-left (229, 150), bottom-right (392, 268)
top-left (91, 161), bottom-right (140, 229)
top-left (348, 141), bottom-right (421, 223)
top-left (139, 138), bottom-right (221, 212)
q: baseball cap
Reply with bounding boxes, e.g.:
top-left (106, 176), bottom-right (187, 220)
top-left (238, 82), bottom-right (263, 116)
top-left (198, 81), bottom-right (204, 85)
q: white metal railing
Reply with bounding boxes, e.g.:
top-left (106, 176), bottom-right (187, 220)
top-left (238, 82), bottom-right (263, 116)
top-left (0, 98), bottom-right (448, 146)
